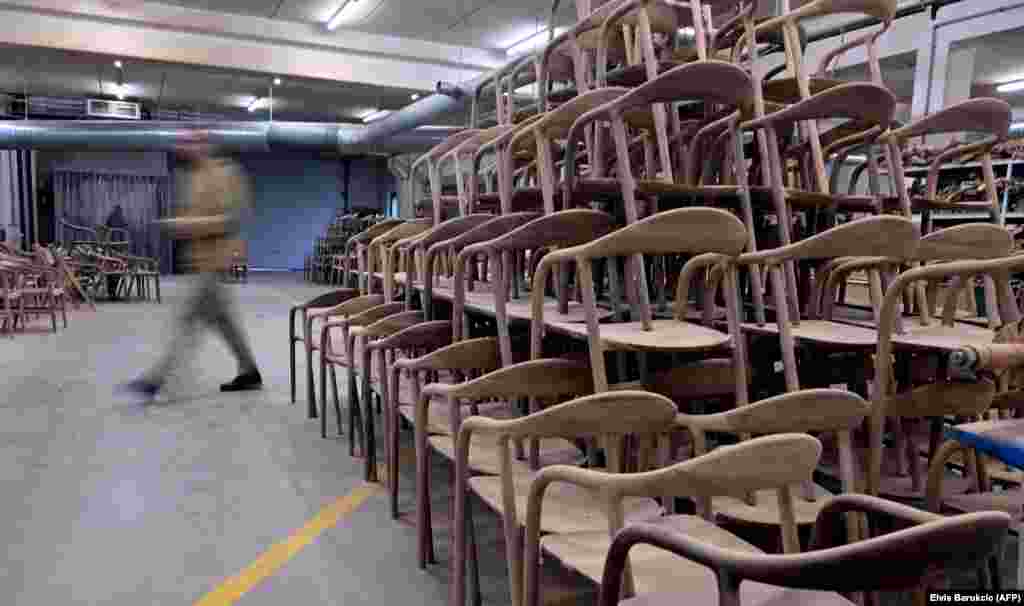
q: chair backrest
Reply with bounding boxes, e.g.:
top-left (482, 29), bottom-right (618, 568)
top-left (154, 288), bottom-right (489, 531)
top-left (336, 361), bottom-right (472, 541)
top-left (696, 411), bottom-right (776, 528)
top-left (436, 358), bottom-right (594, 403)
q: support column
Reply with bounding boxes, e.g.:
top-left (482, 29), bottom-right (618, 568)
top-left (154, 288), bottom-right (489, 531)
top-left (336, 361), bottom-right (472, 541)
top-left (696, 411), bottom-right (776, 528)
top-left (388, 154), bottom-right (418, 219)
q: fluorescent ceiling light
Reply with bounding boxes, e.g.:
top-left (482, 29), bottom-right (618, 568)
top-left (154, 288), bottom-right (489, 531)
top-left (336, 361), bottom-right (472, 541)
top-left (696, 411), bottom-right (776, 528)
top-left (846, 154), bottom-right (868, 162)
top-left (247, 97), bottom-right (262, 112)
top-left (1012, 122), bottom-right (1024, 131)
top-left (411, 93), bottom-right (420, 100)
top-left (506, 27), bottom-right (566, 58)
top-left (114, 60), bottom-right (123, 69)
top-left (998, 80), bottom-right (1024, 93)
top-left (325, 0), bottom-right (357, 31)
top-left (115, 85), bottom-right (126, 100)
top-left (415, 125), bottom-right (456, 130)
top-left (273, 77), bottom-right (282, 86)
top-left (678, 27), bottom-right (696, 36)
top-left (362, 109), bottom-right (392, 123)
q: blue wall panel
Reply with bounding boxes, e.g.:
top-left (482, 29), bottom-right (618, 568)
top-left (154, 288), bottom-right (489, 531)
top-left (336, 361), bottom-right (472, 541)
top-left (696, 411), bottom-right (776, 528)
top-left (237, 153), bottom-right (394, 271)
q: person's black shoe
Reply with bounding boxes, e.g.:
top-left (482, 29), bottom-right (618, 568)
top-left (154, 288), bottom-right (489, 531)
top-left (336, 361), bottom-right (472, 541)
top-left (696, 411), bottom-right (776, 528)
top-left (220, 370), bottom-right (263, 392)
top-left (116, 379), bottom-right (161, 401)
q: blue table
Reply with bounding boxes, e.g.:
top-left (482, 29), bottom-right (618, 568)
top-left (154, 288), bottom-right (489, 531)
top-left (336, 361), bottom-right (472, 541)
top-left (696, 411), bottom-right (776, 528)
top-left (947, 418), bottom-right (1024, 587)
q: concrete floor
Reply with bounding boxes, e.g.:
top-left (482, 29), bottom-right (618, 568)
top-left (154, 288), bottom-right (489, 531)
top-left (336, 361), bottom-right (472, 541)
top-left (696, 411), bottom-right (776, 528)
top-left (0, 272), bottom-right (1013, 606)
top-left (0, 273), bottom-right (476, 606)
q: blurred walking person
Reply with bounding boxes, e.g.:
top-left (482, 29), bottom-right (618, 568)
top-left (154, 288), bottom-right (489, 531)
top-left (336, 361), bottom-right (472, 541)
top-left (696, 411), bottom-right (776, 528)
top-left (119, 130), bottom-right (262, 400)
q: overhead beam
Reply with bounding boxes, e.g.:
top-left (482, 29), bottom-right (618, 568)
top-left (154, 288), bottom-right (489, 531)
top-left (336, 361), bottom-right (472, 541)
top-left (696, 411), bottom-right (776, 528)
top-left (0, 0), bottom-right (505, 91)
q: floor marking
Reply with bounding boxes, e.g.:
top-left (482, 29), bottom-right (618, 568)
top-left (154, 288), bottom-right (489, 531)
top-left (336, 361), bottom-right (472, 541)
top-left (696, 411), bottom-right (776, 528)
top-left (192, 482), bottom-right (379, 606)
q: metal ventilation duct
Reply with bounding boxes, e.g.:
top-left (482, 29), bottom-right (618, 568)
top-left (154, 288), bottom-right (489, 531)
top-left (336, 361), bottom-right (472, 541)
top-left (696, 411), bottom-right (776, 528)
top-left (0, 121), bottom-right (465, 153)
top-left (0, 77), bottom-right (478, 153)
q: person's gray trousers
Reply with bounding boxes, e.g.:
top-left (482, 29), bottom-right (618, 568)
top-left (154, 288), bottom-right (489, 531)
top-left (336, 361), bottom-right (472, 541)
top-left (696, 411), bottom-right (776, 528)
top-left (144, 271), bottom-right (257, 385)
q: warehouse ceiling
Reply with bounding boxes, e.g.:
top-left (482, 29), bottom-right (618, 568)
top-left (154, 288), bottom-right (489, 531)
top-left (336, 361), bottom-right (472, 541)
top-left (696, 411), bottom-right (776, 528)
top-left (0, 0), bottom-right (1017, 125)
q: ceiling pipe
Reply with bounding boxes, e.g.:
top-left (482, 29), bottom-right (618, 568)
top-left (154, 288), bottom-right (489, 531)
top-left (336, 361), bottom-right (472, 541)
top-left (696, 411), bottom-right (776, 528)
top-left (0, 121), bottom-right (464, 153)
top-left (339, 78), bottom-right (478, 146)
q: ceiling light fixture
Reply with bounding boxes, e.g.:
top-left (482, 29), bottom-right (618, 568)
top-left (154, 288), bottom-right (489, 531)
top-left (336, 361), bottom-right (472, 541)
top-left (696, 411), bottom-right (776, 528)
top-left (678, 26), bottom-right (696, 36)
top-left (248, 97), bottom-right (262, 112)
top-left (114, 60), bottom-right (123, 69)
top-left (411, 93), bottom-right (420, 100)
top-left (273, 77), bottom-right (282, 86)
top-left (1012, 122), bottom-right (1024, 131)
top-left (325, 0), bottom-right (357, 31)
top-left (114, 69), bottom-right (126, 99)
top-left (997, 79), bottom-right (1024, 93)
top-left (506, 27), bottom-right (566, 58)
top-left (362, 109), bottom-right (392, 123)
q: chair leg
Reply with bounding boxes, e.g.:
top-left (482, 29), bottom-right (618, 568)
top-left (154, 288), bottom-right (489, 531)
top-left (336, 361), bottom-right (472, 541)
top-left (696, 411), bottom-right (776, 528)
top-left (348, 368), bottom-right (361, 457)
top-left (467, 496), bottom-right (482, 606)
top-left (389, 366), bottom-right (401, 520)
top-left (330, 364), bottom-right (343, 436)
top-left (362, 347), bottom-right (378, 483)
top-left (320, 356), bottom-right (329, 439)
top-left (306, 319), bottom-right (317, 419)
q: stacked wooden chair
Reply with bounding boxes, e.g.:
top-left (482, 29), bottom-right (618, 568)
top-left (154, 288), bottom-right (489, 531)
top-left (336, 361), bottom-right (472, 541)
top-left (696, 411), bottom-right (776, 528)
top-left (289, 0), bottom-right (1024, 600)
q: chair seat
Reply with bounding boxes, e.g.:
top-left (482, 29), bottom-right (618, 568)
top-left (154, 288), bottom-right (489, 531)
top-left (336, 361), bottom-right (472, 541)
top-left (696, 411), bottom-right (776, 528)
top-left (428, 433), bottom-right (583, 476)
top-left (470, 474), bottom-right (663, 535)
top-left (713, 484), bottom-right (833, 527)
top-left (542, 515), bottom-right (852, 605)
top-left (943, 489), bottom-right (1024, 521)
top-left (634, 183), bottom-right (877, 212)
top-left (605, 61), bottom-right (684, 88)
top-left (645, 358), bottom-right (737, 401)
top-left (773, 190), bottom-right (878, 213)
top-left (398, 400), bottom-right (517, 436)
top-left (898, 197), bottom-right (997, 213)
top-left (891, 322), bottom-right (994, 353)
top-left (741, 320), bottom-right (877, 348)
top-left (620, 588), bottom-right (851, 606)
top-left (598, 319), bottom-right (731, 352)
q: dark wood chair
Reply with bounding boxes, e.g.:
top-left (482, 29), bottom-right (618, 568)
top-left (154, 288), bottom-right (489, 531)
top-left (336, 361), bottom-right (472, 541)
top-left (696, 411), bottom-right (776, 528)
top-left (599, 494), bottom-right (1010, 606)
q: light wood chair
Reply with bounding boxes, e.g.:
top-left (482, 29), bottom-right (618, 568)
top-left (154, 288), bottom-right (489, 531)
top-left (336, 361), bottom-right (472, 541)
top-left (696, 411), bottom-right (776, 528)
top-left (349, 219), bottom-right (404, 291)
top-left (454, 209), bottom-right (618, 362)
top-left (522, 433), bottom-right (831, 606)
top-left (531, 208), bottom-right (749, 397)
top-left (869, 253), bottom-right (1024, 500)
top-left (410, 130), bottom-right (482, 226)
top-left (422, 213), bottom-right (542, 321)
top-left (316, 296), bottom-right (393, 441)
top-left (288, 288), bottom-right (359, 416)
top-left (678, 389), bottom-right (871, 541)
top-left (449, 385), bottom-right (670, 606)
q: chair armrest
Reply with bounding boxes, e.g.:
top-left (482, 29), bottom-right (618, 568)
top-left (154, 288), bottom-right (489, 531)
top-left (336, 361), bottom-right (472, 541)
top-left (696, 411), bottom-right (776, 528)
top-left (809, 494), bottom-right (942, 551)
top-left (742, 83), bottom-right (895, 132)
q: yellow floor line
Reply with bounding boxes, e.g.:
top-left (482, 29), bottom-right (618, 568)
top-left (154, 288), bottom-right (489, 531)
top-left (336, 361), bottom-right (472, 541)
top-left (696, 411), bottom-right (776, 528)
top-left (193, 482), bottom-right (379, 606)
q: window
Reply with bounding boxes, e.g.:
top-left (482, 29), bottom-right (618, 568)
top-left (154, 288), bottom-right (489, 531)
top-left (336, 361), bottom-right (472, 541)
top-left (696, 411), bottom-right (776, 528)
top-left (387, 192), bottom-right (399, 217)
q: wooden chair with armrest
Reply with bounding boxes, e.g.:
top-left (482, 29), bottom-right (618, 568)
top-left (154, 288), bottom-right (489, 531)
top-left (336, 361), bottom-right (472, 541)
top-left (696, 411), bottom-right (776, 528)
top-left (599, 494), bottom-right (1010, 606)
top-left (521, 433), bottom-right (846, 606)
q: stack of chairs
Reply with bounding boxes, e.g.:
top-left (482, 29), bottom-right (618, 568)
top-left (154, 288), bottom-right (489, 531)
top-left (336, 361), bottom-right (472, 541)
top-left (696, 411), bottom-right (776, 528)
top-left (288, 0), bottom-right (1024, 602)
top-left (57, 219), bottom-right (160, 304)
top-left (306, 211), bottom-right (385, 284)
top-left (0, 242), bottom-right (69, 336)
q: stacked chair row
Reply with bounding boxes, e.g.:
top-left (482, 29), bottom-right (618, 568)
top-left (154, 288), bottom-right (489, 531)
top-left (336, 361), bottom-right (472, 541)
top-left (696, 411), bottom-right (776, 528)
top-left (288, 0), bottom-right (1023, 603)
top-left (57, 218), bottom-right (161, 305)
top-left (0, 243), bottom-right (69, 337)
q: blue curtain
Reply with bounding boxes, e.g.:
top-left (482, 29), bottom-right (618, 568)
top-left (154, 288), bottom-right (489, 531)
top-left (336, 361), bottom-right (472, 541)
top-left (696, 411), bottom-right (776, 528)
top-left (53, 172), bottom-right (174, 274)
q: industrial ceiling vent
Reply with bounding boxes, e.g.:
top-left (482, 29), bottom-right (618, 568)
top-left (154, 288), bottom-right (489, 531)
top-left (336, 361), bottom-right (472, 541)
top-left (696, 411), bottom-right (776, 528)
top-left (86, 99), bottom-right (141, 120)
